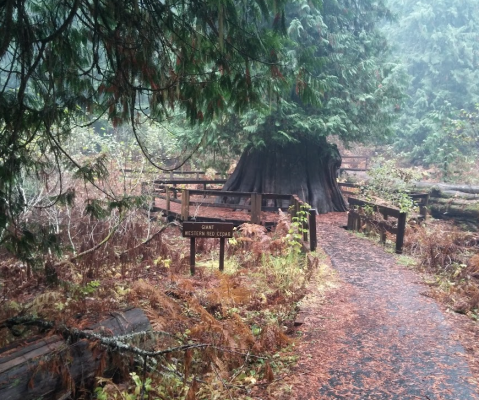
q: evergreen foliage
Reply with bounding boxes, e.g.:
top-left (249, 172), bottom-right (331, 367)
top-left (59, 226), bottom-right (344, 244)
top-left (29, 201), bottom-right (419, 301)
top-left (0, 0), bottom-right (286, 256)
top-left (233, 0), bottom-right (407, 149)
top-left (385, 0), bottom-right (479, 166)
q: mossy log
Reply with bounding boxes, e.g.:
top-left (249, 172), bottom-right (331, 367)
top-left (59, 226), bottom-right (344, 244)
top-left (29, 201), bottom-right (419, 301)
top-left (412, 182), bottom-right (479, 197)
top-left (0, 308), bottom-right (151, 400)
top-left (409, 182), bottom-right (479, 228)
top-left (428, 198), bottom-right (479, 220)
top-left (429, 190), bottom-right (479, 200)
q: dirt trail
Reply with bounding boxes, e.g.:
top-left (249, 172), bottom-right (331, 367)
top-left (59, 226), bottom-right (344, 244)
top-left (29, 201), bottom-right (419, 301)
top-left (289, 213), bottom-right (479, 400)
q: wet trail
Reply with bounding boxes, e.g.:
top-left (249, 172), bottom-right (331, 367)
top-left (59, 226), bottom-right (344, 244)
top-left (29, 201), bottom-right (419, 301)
top-left (291, 214), bottom-right (479, 400)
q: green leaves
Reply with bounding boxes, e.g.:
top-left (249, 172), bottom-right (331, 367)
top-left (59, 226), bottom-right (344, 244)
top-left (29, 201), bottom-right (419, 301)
top-left (386, 0), bottom-right (479, 164)
top-left (72, 154), bottom-right (109, 182)
top-left (362, 157), bottom-right (420, 213)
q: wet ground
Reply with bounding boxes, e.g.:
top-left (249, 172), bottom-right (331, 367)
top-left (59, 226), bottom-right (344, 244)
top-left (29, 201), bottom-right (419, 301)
top-left (290, 213), bottom-right (479, 400)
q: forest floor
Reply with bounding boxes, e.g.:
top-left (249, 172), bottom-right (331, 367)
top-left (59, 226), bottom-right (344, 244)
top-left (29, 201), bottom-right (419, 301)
top-left (2, 207), bottom-right (479, 399)
top-left (284, 212), bottom-right (479, 400)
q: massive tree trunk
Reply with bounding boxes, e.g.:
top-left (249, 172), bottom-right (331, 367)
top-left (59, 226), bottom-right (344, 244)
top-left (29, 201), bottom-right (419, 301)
top-left (222, 139), bottom-right (348, 213)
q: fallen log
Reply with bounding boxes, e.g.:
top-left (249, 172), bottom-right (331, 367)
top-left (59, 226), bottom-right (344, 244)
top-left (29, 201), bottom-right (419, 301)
top-left (429, 198), bottom-right (479, 220)
top-left (407, 182), bottom-right (479, 228)
top-left (429, 189), bottom-right (479, 200)
top-left (412, 182), bottom-right (479, 196)
top-left (0, 308), bottom-right (151, 400)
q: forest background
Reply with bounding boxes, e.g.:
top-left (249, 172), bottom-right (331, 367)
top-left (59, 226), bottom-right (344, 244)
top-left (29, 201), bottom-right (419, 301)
top-left (1, 0), bottom-right (479, 399)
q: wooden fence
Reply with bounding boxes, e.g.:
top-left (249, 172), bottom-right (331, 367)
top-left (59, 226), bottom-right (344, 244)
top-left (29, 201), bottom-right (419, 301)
top-left (346, 194), bottom-right (430, 254)
top-left (339, 156), bottom-right (370, 175)
top-left (144, 181), bottom-right (318, 250)
top-left (347, 197), bottom-right (407, 254)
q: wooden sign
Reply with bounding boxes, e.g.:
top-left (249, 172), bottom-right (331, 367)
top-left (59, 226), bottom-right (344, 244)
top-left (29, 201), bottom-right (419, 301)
top-left (182, 222), bottom-right (233, 238)
top-left (182, 222), bottom-right (234, 275)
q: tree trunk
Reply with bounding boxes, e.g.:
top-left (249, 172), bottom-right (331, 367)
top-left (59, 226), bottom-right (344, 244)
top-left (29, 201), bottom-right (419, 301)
top-left (0, 308), bottom-right (151, 400)
top-left (222, 140), bottom-right (347, 214)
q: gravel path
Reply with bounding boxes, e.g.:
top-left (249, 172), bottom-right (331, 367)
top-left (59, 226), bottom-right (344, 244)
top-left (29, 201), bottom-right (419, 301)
top-left (290, 213), bottom-right (479, 400)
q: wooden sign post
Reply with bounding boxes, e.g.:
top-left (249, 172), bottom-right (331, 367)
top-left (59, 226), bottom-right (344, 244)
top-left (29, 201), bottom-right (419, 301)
top-left (182, 222), bottom-right (234, 275)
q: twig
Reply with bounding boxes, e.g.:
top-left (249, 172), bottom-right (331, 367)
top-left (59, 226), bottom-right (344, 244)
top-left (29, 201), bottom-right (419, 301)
top-left (209, 358), bottom-right (235, 400)
top-left (1, 316), bottom-right (210, 358)
top-left (229, 350), bottom-right (250, 383)
top-left (117, 221), bottom-right (180, 258)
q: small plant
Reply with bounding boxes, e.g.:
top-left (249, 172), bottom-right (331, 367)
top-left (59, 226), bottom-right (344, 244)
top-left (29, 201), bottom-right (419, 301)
top-left (95, 372), bottom-right (153, 400)
top-left (361, 157), bottom-right (420, 213)
top-left (288, 203), bottom-right (311, 252)
top-left (204, 167), bottom-right (217, 180)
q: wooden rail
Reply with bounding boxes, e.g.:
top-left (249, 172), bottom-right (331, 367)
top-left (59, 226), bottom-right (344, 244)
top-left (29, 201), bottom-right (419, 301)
top-left (339, 184), bottom-right (430, 219)
top-left (347, 197), bottom-right (407, 254)
top-left (145, 182), bottom-right (318, 250)
top-left (125, 169), bottom-right (228, 179)
top-left (176, 189), bottom-right (293, 224)
top-left (340, 156), bottom-right (370, 174)
top-left (153, 179), bottom-right (227, 195)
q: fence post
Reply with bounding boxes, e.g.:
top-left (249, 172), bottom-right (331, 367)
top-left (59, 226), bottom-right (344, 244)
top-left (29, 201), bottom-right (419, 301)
top-left (181, 189), bottom-right (190, 221)
top-left (190, 237), bottom-right (196, 275)
top-left (302, 210), bottom-right (308, 242)
top-left (291, 197), bottom-right (300, 223)
top-left (396, 212), bottom-right (407, 254)
top-left (251, 193), bottom-right (262, 224)
top-left (219, 237), bottom-right (225, 272)
top-left (347, 210), bottom-right (353, 230)
top-left (165, 186), bottom-right (170, 211)
top-left (309, 208), bottom-right (317, 251)
top-left (420, 194), bottom-right (429, 219)
top-left (289, 196), bottom-right (296, 220)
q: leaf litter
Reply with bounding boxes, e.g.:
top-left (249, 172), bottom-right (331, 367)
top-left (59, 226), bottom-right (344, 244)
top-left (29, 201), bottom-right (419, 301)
top-left (285, 212), bottom-right (479, 400)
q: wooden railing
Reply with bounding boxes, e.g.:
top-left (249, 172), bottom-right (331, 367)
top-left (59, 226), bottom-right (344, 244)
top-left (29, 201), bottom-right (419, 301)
top-left (346, 191), bottom-right (430, 254)
top-left (144, 183), bottom-right (318, 250)
top-left (339, 184), bottom-right (430, 219)
top-left (347, 197), bottom-right (408, 254)
top-left (158, 171), bottom-right (228, 180)
top-left (153, 179), bottom-right (227, 196)
top-left (176, 189), bottom-right (293, 223)
top-left (340, 156), bottom-right (370, 174)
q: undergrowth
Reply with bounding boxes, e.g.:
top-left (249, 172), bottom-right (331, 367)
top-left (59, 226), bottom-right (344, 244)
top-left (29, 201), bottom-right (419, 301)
top-left (403, 220), bottom-right (479, 318)
top-left (0, 207), bottom-right (324, 399)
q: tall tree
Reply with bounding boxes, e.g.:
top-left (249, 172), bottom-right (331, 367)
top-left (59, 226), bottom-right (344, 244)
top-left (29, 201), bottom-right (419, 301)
top-left (385, 0), bottom-right (479, 166)
top-left (0, 0), bottom-right (285, 256)
top-left (222, 0), bottom-right (406, 213)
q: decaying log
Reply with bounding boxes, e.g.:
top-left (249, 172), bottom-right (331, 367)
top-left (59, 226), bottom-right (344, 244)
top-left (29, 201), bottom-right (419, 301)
top-left (428, 198), bottom-right (479, 220)
top-left (429, 190), bottom-right (478, 200)
top-left (0, 308), bottom-right (151, 400)
top-left (412, 182), bottom-right (479, 196)
top-left (409, 182), bottom-right (479, 228)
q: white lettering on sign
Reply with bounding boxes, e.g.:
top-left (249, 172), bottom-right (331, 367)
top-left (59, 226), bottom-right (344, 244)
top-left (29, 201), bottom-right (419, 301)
top-left (205, 231), bottom-right (232, 237)
top-left (183, 222), bottom-right (233, 238)
top-left (184, 231), bottom-right (206, 236)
